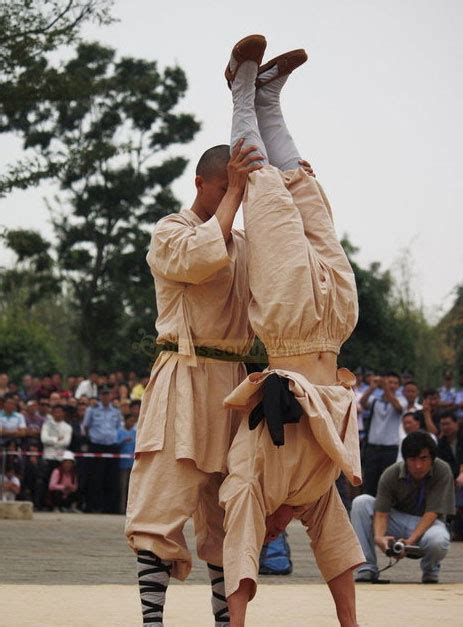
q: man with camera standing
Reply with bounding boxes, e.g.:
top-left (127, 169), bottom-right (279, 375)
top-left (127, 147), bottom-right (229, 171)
top-left (360, 372), bottom-right (407, 495)
top-left (351, 431), bottom-right (455, 583)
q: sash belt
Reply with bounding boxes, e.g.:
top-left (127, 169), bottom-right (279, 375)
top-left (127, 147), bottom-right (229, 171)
top-left (159, 342), bottom-right (246, 363)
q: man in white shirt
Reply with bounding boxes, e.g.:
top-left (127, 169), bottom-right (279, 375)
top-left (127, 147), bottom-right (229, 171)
top-left (75, 372), bottom-right (99, 399)
top-left (360, 372), bottom-right (407, 495)
top-left (41, 404), bottom-right (73, 477)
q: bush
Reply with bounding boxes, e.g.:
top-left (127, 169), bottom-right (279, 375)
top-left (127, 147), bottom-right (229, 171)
top-left (0, 313), bottom-right (61, 380)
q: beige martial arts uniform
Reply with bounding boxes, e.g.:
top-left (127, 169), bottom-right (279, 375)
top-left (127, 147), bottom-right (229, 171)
top-left (219, 165), bottom-right (365, 598)
top-left (125, 208), bottom-right (253, 581)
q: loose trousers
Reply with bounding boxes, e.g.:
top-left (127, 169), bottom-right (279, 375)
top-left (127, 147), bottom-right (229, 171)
top-left (125, 413), bottom-right (226, 581)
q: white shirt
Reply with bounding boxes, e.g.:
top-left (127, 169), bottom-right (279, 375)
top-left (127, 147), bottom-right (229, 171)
top-left (40, 418), bottom-right (73, 460)
top-left (75, 379), bottom-right (98, 399)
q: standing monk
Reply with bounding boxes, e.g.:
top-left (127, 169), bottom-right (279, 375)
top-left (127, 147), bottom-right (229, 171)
top-left (219, 35), bottom-right (364, 626)
top-left (125, 142), bottom-right (262, 626)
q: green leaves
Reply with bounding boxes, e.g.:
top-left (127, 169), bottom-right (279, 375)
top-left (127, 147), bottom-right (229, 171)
top-left (0, 2), bottom-right (199, 372)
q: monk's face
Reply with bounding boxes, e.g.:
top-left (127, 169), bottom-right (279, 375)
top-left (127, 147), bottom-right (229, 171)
top-left (195, 170), bottom-right (229, 219)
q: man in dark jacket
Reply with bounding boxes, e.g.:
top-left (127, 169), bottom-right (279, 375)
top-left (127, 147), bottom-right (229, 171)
top-left (437, 411), bottom-right (463, 539)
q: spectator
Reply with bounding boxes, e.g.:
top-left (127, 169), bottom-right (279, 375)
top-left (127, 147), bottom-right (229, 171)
top-left (118, 383), bottom-right (130, 401)
top-left (130, 376), bottom-right (148, 401)
top-left (23, 400), bottom-right (45, 446)
top-left (37, 398), bottom-right (53, 424)
top-left (66, 375), bottom-right (79, 398)
top-left (1, 465), bottom-right (21, 501)
top-left (51, 372), bottom-right (63, 394)
top-left (360, 372), bottom-right (407, 495)
top-left (4, 440), bottom-right (25, 481)
top-left (414, 389), bottom-right (441, 435)
top-left (0, 394), bottom-right (27, 447)
top-left (69, 401), bottom-right (91, 511)
top-left (49, 391), bottom-right (62, 407)
top-left (437, 412), bottom-right (463, 540)
top-left (398, 370), bottom-right (415, 396)
top-left (397, 412), bottom-right (422, 462)
top-left (41, 404), bottom-right (73, 477)
top-left (352, 432), bottom-right (455, 583)
top-left (36, 374), bottom-right (55, 400)
top-left (117, 414), bottom-right (137, 513)
top-left (454, 371), bottom-right (463, 423)
top-left (0, 373), bottom-right (9, 398)
top-left (402, 381), bottom-right (422, 413)
top-left (129, 399), bottom-right (141, 422)
top-left (21, 444), bottom-right (48, 510)
top-left (48, 451), bottom-right (79, 512)
top-left (438, 371), bottom-right (456, 409)
top-left (119, 399), bottom-right (131, 419)
top-left (19, 374), bottom-right (35, 402)
top-left (75, 372), bottom-right (99, 400)
top-left (83, 386), bottom-right (122, 513)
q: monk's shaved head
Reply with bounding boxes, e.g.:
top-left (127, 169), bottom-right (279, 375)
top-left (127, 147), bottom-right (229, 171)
top-left (196, 145), bottom-right (230, 180)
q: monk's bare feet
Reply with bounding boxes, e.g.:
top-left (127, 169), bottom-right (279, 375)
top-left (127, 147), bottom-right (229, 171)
top-left (265, 504), bottom-right (294, 542)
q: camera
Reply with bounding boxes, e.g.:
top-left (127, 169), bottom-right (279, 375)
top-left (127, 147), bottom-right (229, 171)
top-left (386, 539), bottom-right (424, 559)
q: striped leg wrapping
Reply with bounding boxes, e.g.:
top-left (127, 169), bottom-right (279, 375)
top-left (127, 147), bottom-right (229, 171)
top-left (208, 563), bottom-right (230, 626)
top-left (137, 550), bottom-right (172, 625)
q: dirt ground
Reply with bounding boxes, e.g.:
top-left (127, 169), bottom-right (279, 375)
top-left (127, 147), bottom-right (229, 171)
top-left (1, 513), bottom-right (462, 626)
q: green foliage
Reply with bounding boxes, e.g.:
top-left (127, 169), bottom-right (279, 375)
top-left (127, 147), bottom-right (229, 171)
top-left (0, 228), bottom-right (59, 307)
top-left (0, 36), bottom-right (200, 370)
top-left (0, 310), bottom-right (61, 379)
top-left (0, 0), bottom-right (114, 195)
top-left (437, 285), bottom-right (463, 375)
top-left (339, 237), bottom-right (441, 387)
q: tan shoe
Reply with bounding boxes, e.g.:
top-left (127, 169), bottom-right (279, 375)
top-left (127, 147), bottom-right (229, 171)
top-left (256, 49), bottom-right (308, 89)
top-left (225, 34), bottom-right (267, 88)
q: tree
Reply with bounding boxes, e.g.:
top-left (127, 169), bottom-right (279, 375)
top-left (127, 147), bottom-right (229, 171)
top-left (339, 238), bottom-right (441, 386)
top-left (0, 228), bottom-right (58, 308)
top-left (437, 285), bottom-right (463, 375)
top-left (0, 0), bottom-right (114, 195)
top-left (0, 310), bottom-right (61, 380)
top-left (0, 41), bottom-right (200, 370)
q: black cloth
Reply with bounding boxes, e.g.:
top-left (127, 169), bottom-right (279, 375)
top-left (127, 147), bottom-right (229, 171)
top-left (414, 409), bottom-right (441, 432)
top-left (362, 443), bottom-right (398, 497)
top-left (86, 442), bottom-right (119, 513)
top-left (437, 431), bottom-right (463, 478)
top-left (249, 374), bottom-right (302, 446)
top-left (21, 456), bottom-right (48, 508)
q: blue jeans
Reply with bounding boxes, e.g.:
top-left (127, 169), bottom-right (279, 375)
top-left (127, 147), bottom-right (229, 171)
top-left (351, 494), bottom-right (450, 580)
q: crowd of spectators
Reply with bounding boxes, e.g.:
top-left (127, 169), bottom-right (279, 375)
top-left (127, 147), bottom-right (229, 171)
top-left (353, 368), bottom-right (463, 540)
top-left (0, 371), bottom-right (145, 513)
top-left (1, 367), bottom-right (462, 538)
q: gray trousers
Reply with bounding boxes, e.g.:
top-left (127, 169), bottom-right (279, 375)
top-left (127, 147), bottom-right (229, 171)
top-left (351, 494), bottom-right (450, 580)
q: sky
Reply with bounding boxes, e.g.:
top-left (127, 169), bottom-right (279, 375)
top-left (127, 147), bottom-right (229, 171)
top-left (0, 0), bottom-right (462, 320)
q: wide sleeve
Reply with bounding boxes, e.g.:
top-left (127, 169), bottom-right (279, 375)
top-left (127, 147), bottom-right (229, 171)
top-left (147, 215), bottom-right (229, 284)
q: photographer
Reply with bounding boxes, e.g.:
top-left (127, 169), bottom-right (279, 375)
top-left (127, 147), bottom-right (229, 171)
top-left (360, 372), bottom-right (407, 495)
top-left (351, 432), bottom-right (455, 583)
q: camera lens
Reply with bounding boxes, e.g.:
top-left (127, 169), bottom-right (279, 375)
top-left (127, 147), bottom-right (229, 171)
top-left (393, 541), bottom-right (404, 554)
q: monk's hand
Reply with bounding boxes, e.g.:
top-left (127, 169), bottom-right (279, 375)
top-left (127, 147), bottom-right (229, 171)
top-left (227, 139), bottom-right (264, 195)
top-left (299, 159), bottom-right (315, 177)
top-left (265, 504), bottom-right (294, 542)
